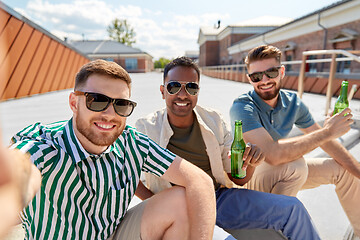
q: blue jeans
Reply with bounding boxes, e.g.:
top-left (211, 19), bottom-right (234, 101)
top-left (216, 188), bottom-right (320, 240)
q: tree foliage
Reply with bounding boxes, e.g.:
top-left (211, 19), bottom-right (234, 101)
top-left (154, 57), bottom-right (172, 69)
top-left (107, 18), bottom-right (136, 46)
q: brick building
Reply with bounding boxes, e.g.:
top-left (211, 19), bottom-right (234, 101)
top-left (199, 0), bottom-right (360, 74)
top-left (197, 16), bottom-right (291, 67)
top-left (198, 0), bottom-right (360, 99)
top-left (70, 40), bottom-right (153, 73)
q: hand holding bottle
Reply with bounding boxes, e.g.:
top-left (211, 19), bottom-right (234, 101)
top-left (324, 108), bottom-right (353, 139)
top-left (241, 143), bottom-right (265, 170)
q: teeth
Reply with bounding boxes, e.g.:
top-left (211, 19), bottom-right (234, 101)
top-left (175, 103), bottom-right (187, 106)
top-left (97, 123), bottom-right (113, 129)
top-left (261, 85), bottom-right (273, 90)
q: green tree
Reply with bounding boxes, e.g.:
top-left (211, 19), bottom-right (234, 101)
top-left (107, 18), bottom-right (136, 46)
top-left (154, 57), bottom-right (172, 69)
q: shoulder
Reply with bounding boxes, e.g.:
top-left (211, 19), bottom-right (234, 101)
top-left (280, 90), bottom-right (298, 101)
top-left (231, 91), bottom-right (257, 115)
top-left (195, 105), bottom-right (223, 120)
top-left (135, 109), bottom-right (167, 138)
top-left (233, 91), bottom-right (254, 104)
top-left (280, 90), bottom-right (306, 108)
top-left (11, 121), bottom-right (66, 168)
top-left (12, 121), bottom-right (66, 147)
top-left (135, 109), bottom-right (165, 128)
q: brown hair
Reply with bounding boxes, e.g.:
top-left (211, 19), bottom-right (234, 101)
top-left (245, 45), bottom-right (282, 69)
top-left (75, 59), bottom-right (132, 92)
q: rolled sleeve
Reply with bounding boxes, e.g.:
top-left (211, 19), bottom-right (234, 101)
top-left (230, 99), bottom-right (263, 134)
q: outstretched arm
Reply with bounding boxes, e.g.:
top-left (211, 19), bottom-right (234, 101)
top-left (161, 156), bottom-right (216, 240)
top-left (243, 108), bottom-right (354, 165)
top-left (303, 122), bottom-right (360, 178)
top-left (0, 147), bottom-right (41, 238)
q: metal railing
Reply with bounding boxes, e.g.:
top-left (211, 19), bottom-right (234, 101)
top-left (201, 49), bottom-right (360, 115)
top-left (298, 50), bottom-right (360, 115)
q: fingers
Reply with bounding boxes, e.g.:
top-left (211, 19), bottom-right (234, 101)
top-left (242, 143), bottom-right (265, 169)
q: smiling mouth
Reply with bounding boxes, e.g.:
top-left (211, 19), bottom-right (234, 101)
top-left (94, 122), bottom-right (115, 130)
top-left (175, 102), bottom-right (188, 107)
top-left (260, 84), bottom-right (274, 90)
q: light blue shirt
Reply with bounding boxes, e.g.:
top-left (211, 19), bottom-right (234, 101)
top-left (230, 90), bottom-right (315, 141)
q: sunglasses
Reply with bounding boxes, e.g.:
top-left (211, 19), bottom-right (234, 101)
top-left (165, 81), bottom-right (199, 96)
top-left (74, 91), bottom-right (137, 117)
top-left (248, 66), bottom-right (281, 83)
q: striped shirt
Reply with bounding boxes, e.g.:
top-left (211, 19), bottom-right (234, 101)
top-left (11, 119), bottom-right (175, 240)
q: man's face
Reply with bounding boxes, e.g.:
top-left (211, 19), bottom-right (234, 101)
top-left (247, 58), bottom-right (285, 101)
top-left (70, 73), bottom-right (130, 150)
top-left (161, 66), bottom-right (199, 119)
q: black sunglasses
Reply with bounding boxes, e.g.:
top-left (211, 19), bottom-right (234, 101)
top-left (248, 66), bottom-right (281, 83)
top-left (74, 91), bottom-right (137, 117)
top-left (165, 81), bottom-right (199, 96)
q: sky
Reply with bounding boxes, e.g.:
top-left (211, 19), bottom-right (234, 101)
top-left (2, 0), bottom-right (341, 60)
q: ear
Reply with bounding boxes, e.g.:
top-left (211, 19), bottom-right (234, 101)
top-left (69, 92), bottom-right (78, 113)
top-left (160, 85), bottom-right (165, 100)
top-left (280, 65), bottom-right (286, 79)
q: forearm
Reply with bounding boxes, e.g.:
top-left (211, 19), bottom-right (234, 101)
top-left (228, 166), bottom-right (256, 186)
top-left (320, 140), bottom-right (360, 178)
top-left (186, 174), bottom-right (216, 240)
top-left (271, 128), bottom-right (331, 164)
top-left (0, 148), bottom-right (41, 237)
top-left (135, 180), bottom-right (154, 200)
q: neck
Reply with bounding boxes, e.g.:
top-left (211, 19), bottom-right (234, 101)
top-left (167, 112), bottom-right (195, 128)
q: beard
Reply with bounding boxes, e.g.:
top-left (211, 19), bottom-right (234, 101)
top-left (255, 79), bottom-right (282, 101)
top-left (76, 116), bottom-right (124, 147)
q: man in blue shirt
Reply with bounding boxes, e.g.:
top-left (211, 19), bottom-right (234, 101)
top-left (230, 45), bottom-right (360, 237)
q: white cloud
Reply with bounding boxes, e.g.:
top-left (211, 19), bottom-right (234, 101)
top-left (18, 0), bottom-right (219, 59)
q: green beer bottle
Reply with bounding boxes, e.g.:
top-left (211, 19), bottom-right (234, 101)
top-left (333, 80), bottom-right (349, 115)
top-left (231, 120), bottom-right (246, 179)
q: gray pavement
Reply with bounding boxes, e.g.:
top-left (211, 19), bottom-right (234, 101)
top-left (1, 72), bottom-right (359, 240)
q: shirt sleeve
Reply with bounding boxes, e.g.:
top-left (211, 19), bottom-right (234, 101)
top-left (294, 98), bottom-right (315, 129)
top-left (230, 98), bottom-right (263, 134)
top-left (137, 132), bottom-right (176, 177)
top-left (10, 123), bottom-right (58, 173)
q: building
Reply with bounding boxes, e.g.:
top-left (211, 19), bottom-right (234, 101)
top-left (197, 16), bottom-right (292, 67)
top-left (184, 50), bottom-right (199, 62)
top-left (70, 40), bottom-right (153, 73)
top-left (227, 0), bottom-right (360, 74)
top-left (198, 0), bottom-right (360, 99)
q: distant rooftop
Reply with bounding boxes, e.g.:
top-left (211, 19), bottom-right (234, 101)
top-left (69, 40), bottom-right (146, 55)
top-left (199, 26), bottom-right (226, 35)
top-left (232, 16), bottom-right (293, 27)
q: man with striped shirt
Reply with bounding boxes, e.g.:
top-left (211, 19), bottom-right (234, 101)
top-left (10, 59), bottom-right (216, 240)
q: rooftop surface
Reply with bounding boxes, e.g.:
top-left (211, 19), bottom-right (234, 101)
top-left (1, 72), bottom-right (359, 240)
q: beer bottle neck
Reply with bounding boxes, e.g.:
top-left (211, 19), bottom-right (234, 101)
top-left (340, 84), bottom-right (348, 99)
top-left (234, 123), bottom-right (243, 140)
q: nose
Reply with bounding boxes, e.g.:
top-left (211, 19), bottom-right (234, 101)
top-left (177, 85), bottom-right (188, 98)
top-left (102, 102), bottom-right (117, 116)
top-left (260, 73), bottom-right (270, 83)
